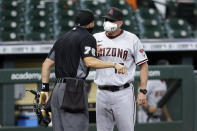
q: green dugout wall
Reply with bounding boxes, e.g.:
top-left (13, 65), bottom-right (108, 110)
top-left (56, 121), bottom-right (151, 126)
top-left (194, 72), bottom-right (197, 131)
top-left (0, 65), bottom-right (196, 131)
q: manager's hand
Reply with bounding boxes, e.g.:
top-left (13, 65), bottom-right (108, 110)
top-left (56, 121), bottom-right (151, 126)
top-left (114, 63), bottom-right (127, 75)
top-left (137, 92), bottom-right (147, 105)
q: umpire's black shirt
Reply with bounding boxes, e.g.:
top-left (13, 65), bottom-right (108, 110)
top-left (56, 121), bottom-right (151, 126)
top-left (47, 26), bottom-right (96, 79)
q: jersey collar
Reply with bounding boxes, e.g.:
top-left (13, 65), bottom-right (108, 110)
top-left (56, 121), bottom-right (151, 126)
top-left (105, 30), bottom-right (124, 39)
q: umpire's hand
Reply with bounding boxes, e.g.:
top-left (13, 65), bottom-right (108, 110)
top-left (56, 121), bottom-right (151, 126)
top-left (137, 92), bottom-right (147, 105)
top-left (114, 63), bottom-right (127, 74)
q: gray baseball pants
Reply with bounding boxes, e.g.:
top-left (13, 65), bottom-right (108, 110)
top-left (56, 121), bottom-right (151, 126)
top-left (50, 83), bottom-right (89, 131)
top-left (96, 85), bottom-right (136, 131)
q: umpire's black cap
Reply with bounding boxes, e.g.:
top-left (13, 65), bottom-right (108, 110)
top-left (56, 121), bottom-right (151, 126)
top-left (102, 7), bottom-right (123, 21)
top-left (75, 9), bottom-right (94, 26)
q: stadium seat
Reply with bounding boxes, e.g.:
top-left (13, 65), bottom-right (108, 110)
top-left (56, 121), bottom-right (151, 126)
top-left (26, 20), bottom-right (54, 40)
top-left (28, 20), bottom-right (48, 31)
top-left (28, 9), bottom-right (53, 22)
top-left (57, 19), bottom-right (75, 32)
top-left (0, 10), bottom-right (19, 21)
top-left (136, 8), bottom-right (162, 22)
top-left (27, 0), bottom-right (54, 16)
top-left (0, 31), bottom-right (19, 41)
top-left (0, 21), bottom-right (25, 39)
top-left (0, 0), bottom-right (19, 9)
top-left (135, 8), bottom-right (167, 38)
top-left (55, 0), bottom-right (78, 36)
top-left (0, 3), bottom-right (24, 21)
top-left (94, 19), bottom-right (104, 33)
top-left (26, 32), bottom-right (50, 41)
top-left (45, 2), bottom-right (54, 12)
top-left (109, 0), bottom-right (132, 10)
top-left (0, 3), bottom-right (25, 41)
top-left (140, 19), bottom-right (162, 29)
top-left (24, 0), bottom-right (55, 41)
top-left (17, 23), bottom-right (25, 34)
top-left (0, 0), bottom-right (25, 22)
top-left (28, 0), bottom-right (46, 9)
top-left (122, 19), bottom-right (140, 36)
top-left (26, 20), bottom-right (54, 41)
top-left (165, 18), bottom-right (192, 31)
top-left (136, 16), bottom-right (166, 38)
top-left (194, 30), bottom-right (197, 38)
top-left (140, 30), bottom-right (166, 39)
top-left (17, 2), bottom-right (26, 16)
top-left (57, 8), bottom-right (76, 19)
top-left (119, 7), bottom-right (135, 21)
top-left (139, 19), bottom-right (164, 31)
top-left (81, 0), bottom-right (107, 16)
top-left (165, 18), bottom-right (192, 38)
top-left (57, 0), bottom-right (78, 10)
top-left (166, 29), bottom-right (192, 38)
top-left (0, 21), bottom-right (19, 32)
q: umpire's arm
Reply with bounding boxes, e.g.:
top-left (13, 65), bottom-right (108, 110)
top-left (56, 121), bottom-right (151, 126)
top-left (41, 58), bottom-right (55, 104)
top-left (42, 58), bottom-right (55, 83)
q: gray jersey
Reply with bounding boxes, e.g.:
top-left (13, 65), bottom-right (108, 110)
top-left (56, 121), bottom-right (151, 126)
top-left (147, 80), bottom-right (167, 107)
top-left (138, 80), bottom-right (167, 123)
top-left (93, 31), bottom-right (148, 86)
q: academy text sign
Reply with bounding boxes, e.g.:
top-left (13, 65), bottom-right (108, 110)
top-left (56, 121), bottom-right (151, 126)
top-left (0, 66), bottom-right (190, 83)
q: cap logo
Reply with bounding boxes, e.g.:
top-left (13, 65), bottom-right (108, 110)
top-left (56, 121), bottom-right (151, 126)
top-left (109, 9), bottom-right (113, 15)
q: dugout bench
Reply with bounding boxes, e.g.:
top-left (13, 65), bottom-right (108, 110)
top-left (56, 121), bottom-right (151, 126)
top-left (0, 65), bottom-right (196, 131)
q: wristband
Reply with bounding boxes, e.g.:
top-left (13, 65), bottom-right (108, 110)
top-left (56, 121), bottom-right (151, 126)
top-left (139, 88), bottom-right (147, 94)
top-left (113, 63), bottom-right (117, 68)
top-left (41, 83), bottom-right (49, 92)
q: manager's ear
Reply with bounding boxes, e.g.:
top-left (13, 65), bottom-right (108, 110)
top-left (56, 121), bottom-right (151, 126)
top-left (119, 20), bottom-right (123, 28)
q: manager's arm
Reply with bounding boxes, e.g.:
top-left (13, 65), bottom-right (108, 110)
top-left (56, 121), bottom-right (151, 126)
top-left (137, 62), bottom-right (148, 105)
top-left (139, 62), bottom-right (148, 90)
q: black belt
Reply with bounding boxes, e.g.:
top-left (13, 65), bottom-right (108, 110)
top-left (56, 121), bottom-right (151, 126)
top-left (56, 78), bottom-right (84, 83)
top-left (98, 83), bottom-right (130, 92)
top-left (147, 113), bottom-right (160, 122)
top-left (151, 115), bottom-right (160, 119)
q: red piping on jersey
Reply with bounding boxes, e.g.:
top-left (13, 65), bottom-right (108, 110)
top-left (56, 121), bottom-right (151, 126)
top-left (105, 30), bottom-right (124, 39)
top-left (136, 59), bottom-right (148, 65)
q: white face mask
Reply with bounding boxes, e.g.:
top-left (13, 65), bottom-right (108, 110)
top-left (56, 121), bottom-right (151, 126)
top-left (103, 21), bottom-right (118, 33)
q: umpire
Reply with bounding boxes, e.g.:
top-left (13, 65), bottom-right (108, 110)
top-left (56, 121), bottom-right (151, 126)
top-left (41, 9), bottom-right (126, 131)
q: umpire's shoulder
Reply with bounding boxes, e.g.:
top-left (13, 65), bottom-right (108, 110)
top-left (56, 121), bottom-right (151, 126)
top-left (83, 32), bottom-right (96, 44)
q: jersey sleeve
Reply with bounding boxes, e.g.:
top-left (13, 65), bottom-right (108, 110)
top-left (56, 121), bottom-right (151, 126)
top-left (80, 35), bottom-right (97, 58)
top-left (47, 43), bottom-right (55, 61)
top-left (133, 38), bottom-right (148, 65)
